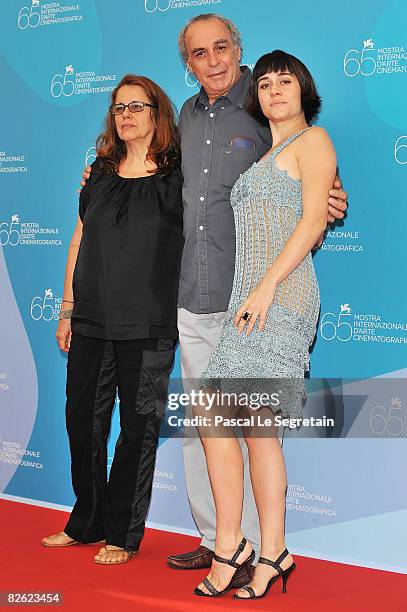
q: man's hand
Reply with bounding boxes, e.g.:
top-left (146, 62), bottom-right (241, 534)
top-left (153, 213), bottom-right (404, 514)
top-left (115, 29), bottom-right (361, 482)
top-left (328, 176), bottom-right (347, 223)
top-left (313, 176), bottom-right (348, 249)
top-left (80, 165), bottom-right (92, 189)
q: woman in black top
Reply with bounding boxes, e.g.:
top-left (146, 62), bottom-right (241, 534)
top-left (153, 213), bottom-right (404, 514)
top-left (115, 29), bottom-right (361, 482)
top-left (42, 75), bottom-right (183, 564)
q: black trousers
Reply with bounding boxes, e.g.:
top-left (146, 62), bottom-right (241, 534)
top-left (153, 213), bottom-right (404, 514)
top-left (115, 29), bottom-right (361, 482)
top-left (64, 333), bottom-right (175, 551)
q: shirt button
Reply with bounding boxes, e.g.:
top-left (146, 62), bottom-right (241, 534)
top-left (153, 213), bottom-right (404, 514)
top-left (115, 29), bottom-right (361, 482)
top-left (199, 196), bottom-right (205, 201)
top-left (206, 139), bottom-right (211, 144)
top-left (203, 168), bottom-right (208, 173)
top-left (199, 225), bottom-right (204, 231)
top-left (209, 112), bottom-right (215, 118)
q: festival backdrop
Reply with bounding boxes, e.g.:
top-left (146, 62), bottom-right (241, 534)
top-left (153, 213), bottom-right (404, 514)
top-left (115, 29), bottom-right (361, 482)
top-left (1, 0), bottom-right (406, 573)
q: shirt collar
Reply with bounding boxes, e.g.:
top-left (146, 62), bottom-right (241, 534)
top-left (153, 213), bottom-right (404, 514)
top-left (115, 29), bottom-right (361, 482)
top-left (191, 65), bottom-right (252, 112)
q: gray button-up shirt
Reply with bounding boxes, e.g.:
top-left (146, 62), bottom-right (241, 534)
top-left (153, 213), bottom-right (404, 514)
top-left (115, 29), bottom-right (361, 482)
top-left (178, 66), bottom-right (272, 314)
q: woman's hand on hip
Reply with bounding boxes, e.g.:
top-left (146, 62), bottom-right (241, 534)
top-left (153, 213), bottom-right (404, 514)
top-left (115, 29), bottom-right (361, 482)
top-left (56, 319), bottom-right (72, 352)
top-left (234, 276), bottom-right (277, 335)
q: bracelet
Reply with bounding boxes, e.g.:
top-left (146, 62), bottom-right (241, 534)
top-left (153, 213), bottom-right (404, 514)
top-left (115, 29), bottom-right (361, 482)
top-left (59, 309), bottom-right (73, 320)
top-left (62, 298), bottom-right (74, 303)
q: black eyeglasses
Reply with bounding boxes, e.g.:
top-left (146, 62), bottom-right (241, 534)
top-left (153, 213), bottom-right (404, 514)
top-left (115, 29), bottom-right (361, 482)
top-left (110, 100), bottom-right (157, 115)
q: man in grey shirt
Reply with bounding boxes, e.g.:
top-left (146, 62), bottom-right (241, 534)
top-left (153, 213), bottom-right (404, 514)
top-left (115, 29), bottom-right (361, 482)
top-left (178, 63), bottom-right (270, 314)
top-left (168, 13), bottom-right (347, 576)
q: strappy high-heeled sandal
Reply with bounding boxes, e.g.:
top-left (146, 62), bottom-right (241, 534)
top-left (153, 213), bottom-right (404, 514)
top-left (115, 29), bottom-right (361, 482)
top-left (233, 547), bottom-right (296, 600)
top-left (194, 537), bottom-right (254, 598)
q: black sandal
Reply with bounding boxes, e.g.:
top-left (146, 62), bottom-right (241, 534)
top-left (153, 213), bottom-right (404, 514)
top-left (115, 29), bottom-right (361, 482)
top-left (194, 537), bottom-right (254, 598)
top-left (233, 548), bottom-right (296, 600)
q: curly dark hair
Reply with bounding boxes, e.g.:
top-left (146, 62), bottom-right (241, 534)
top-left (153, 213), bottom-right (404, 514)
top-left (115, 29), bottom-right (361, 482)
top-left (246, 50), bottom-right (321, 126)
top-left (96, 74), bottom-right (180, 175)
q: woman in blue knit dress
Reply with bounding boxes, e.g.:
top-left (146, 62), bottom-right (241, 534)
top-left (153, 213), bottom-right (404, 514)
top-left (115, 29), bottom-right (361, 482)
top-left (194, 51), bottom-right (337, 600)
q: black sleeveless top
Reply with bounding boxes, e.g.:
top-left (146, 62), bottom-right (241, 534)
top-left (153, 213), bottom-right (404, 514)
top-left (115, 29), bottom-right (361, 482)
top-left (72, 158), bottom-right (183, 340)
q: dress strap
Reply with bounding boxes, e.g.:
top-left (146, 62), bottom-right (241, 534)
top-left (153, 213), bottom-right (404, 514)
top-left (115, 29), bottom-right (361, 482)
top-left (269, 127), bottom-right (311, 159)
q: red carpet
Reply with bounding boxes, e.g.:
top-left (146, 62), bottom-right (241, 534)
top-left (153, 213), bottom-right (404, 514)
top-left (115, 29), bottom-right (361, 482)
top-left (0, 499), bottom-right (405, 611)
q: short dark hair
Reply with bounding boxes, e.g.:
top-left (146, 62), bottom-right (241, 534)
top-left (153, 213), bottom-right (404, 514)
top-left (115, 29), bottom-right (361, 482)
top-left (246, 50), bottom-right (321, 125)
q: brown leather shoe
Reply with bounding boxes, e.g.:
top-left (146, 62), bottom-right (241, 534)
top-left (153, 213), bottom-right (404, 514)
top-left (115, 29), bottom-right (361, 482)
top-left (167, 545), bottom-right (214, 570)
top-left (167, 545), bottom-right (255, 586)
